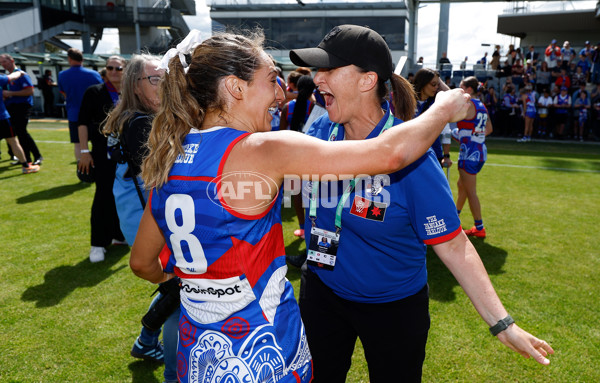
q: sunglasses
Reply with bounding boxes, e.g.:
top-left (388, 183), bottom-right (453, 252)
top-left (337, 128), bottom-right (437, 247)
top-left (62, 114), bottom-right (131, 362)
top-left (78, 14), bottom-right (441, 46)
top-left (106, 66), bottom-right (123, 71)
top-left (138, 75), bottom-right (162, 86)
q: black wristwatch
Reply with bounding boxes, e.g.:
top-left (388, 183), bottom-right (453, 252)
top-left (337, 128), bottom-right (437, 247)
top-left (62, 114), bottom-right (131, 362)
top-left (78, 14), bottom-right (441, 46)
top-left (489, 315), bottom-right (515, 336)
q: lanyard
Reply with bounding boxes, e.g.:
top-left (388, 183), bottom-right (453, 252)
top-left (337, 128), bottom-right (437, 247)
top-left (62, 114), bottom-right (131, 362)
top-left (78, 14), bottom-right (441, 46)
top-left (309, 112), bottom-right (395, 232)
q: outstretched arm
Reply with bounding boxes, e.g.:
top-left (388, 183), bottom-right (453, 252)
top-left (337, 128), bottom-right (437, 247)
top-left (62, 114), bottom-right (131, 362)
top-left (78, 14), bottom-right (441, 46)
top-left (220, 88), bottom-right (470, 216)
top-left (253, 88), bottom-right (471, 181)
top-left (432, 233), bottom-right (554, 365)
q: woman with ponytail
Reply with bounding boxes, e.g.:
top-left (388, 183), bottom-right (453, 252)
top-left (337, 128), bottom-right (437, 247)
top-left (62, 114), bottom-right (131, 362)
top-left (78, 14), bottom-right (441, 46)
top-left (291, 25), bottom-right (552, 381)
top-left (413, 67), bottom-right (453, 167)
top-left (280, 74), bottom-right (315, 132)
top-left (103, 54), bottom-right (180, 383)
top-left (128, 28), bottom-right (479, 382)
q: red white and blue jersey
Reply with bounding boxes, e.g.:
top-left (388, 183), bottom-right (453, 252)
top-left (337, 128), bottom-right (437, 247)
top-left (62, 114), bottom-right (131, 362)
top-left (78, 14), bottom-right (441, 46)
top-left (150, 127), bottom-right (312, 383)
top-left (304, 102), bottom-right (461, 303)
top-left (456, 99), bottom-right (488, 163)
top-left (554, 94), bottom-right (571, 115)
top-left (524, 92), bottom-right (537, 118)
top-left (284, 99), bottom-right (313, 125)
top-left (502, 93), bottom-right (517, 109)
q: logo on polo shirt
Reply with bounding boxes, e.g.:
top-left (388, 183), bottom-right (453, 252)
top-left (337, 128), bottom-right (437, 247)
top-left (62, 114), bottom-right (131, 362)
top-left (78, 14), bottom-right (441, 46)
top-left (349, 196), bottom-right (387, 222)
top-left (424, 215), bottom-right (447, 235)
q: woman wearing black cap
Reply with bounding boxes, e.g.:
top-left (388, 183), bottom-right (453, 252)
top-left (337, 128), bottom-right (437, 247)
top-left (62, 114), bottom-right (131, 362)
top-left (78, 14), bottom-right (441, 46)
top-left (290, 24), bottom-right (553, 382)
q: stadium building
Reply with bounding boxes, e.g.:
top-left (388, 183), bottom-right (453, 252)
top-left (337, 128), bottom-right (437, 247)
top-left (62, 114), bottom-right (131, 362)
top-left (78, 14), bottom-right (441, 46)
top-left (1, 0), bottom-right (599, 115)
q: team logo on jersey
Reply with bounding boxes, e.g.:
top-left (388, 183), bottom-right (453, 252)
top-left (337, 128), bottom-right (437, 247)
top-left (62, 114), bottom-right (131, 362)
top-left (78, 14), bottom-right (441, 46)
top-left (174, 143), bottom-right (199, 164)
top-left (349, 196), bottom-right (387, 222)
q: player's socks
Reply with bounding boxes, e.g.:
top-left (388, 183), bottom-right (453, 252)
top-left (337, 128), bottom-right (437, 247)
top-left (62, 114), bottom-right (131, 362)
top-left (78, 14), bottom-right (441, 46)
top-left (474, 219), bottom-right (484, 230)
top-left (457, 209), bottom-right (461, 216)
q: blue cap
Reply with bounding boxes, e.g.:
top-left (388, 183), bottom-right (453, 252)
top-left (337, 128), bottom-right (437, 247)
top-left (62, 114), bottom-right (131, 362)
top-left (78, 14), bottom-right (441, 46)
top-left (560, 86), bottom-right (567, 91)
top-left (551, 39), bottom-right (557, 44)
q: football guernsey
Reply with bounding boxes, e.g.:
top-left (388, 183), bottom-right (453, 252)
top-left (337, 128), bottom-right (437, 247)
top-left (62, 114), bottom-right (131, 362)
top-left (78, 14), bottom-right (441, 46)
top-left (524, 92), bottom-right (537, 118)
top-left (149, 127), bottom-right (312, 383)
top-left (456, 98), bottom-right (489, 163)
top-left (554, 94), bottom-right (571, 115)
top-left (304, 102), bottom-right (462, 303)
top-left (284, 99), bottom-right (313, 126)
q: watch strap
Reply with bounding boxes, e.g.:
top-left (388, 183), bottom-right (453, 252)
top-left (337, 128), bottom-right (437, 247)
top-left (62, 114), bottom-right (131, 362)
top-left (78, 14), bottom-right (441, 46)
top-left (489, 315), bottom-right (515, 336)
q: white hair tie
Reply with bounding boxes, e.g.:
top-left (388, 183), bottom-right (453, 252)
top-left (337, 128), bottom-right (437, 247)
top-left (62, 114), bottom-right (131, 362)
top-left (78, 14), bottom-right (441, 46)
top-left (158, 29), bottom-right (208, 73)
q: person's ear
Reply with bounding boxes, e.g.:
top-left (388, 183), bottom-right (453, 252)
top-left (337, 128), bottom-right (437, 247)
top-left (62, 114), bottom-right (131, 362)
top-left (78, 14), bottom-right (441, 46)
top-left (359, 72), bottom-right (378, 92)
top-left (224, 75), bottom-right (245, 100)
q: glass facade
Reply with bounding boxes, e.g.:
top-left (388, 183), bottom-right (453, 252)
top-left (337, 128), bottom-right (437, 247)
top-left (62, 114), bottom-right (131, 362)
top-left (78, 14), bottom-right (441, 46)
top-left (39, 0), bottom-right (79, 14)
top-left (213, 16), bottom-right (406, 51)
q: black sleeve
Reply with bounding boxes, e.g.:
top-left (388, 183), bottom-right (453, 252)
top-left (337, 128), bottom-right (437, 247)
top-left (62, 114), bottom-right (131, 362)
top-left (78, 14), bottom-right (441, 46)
top-left (77, 85), bottom-right (98, 127)
top-left (122, 115), bottom-right (152, 175)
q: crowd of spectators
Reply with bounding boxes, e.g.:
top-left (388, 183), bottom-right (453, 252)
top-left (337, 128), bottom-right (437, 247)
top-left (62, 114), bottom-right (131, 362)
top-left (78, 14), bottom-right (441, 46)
top-left (430, 39), bottom-right (600, 141)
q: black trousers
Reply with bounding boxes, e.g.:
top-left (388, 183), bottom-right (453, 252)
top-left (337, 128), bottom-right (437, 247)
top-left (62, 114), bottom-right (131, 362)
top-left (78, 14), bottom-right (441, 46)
top-left (299, 268), bottom-right (430, 383)
top-left (7, 103), bottom-right (41, 163)
top-left (43, 91), bottom-right (55, 117)
top-left (90, 146), bottom-right (124, 247)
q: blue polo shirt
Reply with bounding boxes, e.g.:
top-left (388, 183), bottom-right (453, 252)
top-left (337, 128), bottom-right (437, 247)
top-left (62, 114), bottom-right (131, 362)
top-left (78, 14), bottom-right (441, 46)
top-left (304, 102), bottom-right (461, 303)
top-left (58, 65), bottom-right (103, 122)
top-left (3, 69), bottom-right (33, 106)
top-left (0, 76), bottom-right (11, 120)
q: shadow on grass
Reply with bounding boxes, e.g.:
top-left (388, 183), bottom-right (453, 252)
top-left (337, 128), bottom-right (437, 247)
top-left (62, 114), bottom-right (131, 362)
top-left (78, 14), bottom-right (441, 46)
top-left (486, 138), bottom-right (600, 160)
top-left (0, 161), bottom-right (26, 180)
top-left (540, 158), bottom-right (600, 172)
top-left (16, 181), bottom-right (91, 204)
top-left (426, 237), bottom-right (507, 302)
top-left (21, 245), bottom-right (130, 307)
top-left (128, 360), bottom-right (162, 383)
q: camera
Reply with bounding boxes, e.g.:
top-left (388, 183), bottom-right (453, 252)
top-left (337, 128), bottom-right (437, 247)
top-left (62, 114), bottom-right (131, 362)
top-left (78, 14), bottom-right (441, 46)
top-left (141, 277), bottom-right (181, 332)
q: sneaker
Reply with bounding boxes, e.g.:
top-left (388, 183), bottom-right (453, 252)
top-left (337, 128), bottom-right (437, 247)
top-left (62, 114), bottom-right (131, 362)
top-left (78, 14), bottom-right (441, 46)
top-left (33, 156), bottom-right (43, 166)
top-left (10, 156), bottom-right (20, 165)
top-left (89, 246), bottom-right (106, 263)
top-left (464, 226), bottom-right (486, 238)
top-left (286, 252), bottom-right (307, 268)
top-left (516, 137), bottom-right (527, 143)
top-left (22, 163), bottom-right (40, 174)
top-left (293, 228), bottom-right (305, 240)
top-left (131, 337), bottom-right (164, 363)
top-left (111, 238), bottom-right (128, 246)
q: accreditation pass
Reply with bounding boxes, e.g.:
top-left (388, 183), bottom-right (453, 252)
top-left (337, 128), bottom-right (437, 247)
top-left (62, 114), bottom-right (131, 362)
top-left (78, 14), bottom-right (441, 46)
top-left (307, 226), bottom-right (340, 271)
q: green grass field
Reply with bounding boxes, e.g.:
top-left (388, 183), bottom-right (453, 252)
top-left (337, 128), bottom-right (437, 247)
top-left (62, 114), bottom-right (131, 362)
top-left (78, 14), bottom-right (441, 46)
top-left (1, 120), bottom-right (599, 382)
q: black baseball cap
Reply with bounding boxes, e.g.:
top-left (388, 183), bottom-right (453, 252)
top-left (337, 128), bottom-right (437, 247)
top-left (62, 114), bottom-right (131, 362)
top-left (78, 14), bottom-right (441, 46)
top-left (290, 24), bottom-right (393, 81)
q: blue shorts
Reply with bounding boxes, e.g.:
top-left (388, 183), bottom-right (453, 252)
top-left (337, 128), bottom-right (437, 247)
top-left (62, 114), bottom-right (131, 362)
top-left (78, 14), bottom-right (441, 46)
top-left (458, 160), bottom-right (485, 175)
top-left (68, 120), bottom-right (79, 143)
top-left (525, 110), bottom-right (537, 119)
